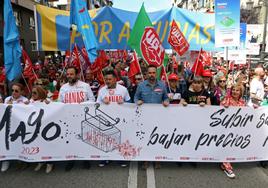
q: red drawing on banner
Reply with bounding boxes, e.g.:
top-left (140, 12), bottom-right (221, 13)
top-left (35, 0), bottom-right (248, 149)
top-left (79, 104), bottom-right (121, 152)
top-left (141, 27), bottom-right (165, 67)
top-left (116, 140), bottom-right (142, 160)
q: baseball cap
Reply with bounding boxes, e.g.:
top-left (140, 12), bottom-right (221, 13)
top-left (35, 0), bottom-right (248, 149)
top-left (202, 69), bottom-right (212, 77)
top-left (168, 73), bottom-right (179, 81)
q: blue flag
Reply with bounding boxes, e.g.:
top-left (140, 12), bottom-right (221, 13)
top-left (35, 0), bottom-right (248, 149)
top-left (70, 0), bottom-right (98, 63)
top-left (4, 0), bottom-right (22, 81)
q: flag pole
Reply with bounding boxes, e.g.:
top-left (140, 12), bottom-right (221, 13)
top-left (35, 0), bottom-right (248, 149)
top-left (21, 74), bottom-right (31, 95)
top-left (134, 50), bottom-right (144, 81)
top-left (194, 48), bottom-right (202, 77)
top-left (60, 25), bottom-right (74, 79)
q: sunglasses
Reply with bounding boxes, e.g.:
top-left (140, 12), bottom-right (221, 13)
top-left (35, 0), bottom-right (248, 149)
top-left (135, 78), bottom-right (142, 80)
top-left (219, 80), bottom-right (226, 83)
top-left (36, 83), bottom-right (43, 86)
top-left (32, 91), bottom-right (38, 95)
top-left (12, 89), bottom-right (19, 93)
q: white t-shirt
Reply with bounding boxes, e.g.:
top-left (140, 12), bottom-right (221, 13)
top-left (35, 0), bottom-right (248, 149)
top-left (248, 77), bottom-right (265, 107)
top-left (58, 80), bottom-right (95, 103)
top-left (97, 84), bottom-right (130, 103)
top-left (4, 96), bottom-right (28, 104)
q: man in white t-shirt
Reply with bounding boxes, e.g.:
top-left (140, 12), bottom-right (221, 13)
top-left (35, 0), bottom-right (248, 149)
top-left (248, 67), bottom-right (265, 107)
top-left (96, 70), bottom-right (130, 167)
top-left (97, 70), bottom-right (131, 104)
top-left (58, 66), bottom-right (95, 171)
top-left (58, 66), bottom-right (95, 103)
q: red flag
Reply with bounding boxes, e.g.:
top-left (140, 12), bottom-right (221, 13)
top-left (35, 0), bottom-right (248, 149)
top-left (64, 50), bottom-right (71, 67)
top-left (67, 45), bottom-right (89, 72)
top-left (88, 50), bottom-right (109, 84)
top-left (128, 52), bottom-right (141, 78)
top-left (191, 49), bottom-right (205, 76)
top-left (90, 50), bottom-right (109, 74)
top-left (22, 49), bottom-right (34, 78)
top-left (168, 20), bottom-right (189, 56)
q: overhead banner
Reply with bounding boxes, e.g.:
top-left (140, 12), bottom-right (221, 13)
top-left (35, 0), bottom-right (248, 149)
top-left (1, 103), bottom-right (268, 162)
top-left (215, 0), bottom-right (240, 47)
top-left (35, 5), bottom-right (215, 52)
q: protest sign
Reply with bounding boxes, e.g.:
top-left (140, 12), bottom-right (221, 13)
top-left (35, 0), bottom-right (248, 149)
top-left (1, 103), bottom-right (268, 162)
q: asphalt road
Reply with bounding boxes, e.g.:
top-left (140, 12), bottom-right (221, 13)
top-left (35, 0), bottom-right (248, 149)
top-left (1, 161), bottom-right (268, 188)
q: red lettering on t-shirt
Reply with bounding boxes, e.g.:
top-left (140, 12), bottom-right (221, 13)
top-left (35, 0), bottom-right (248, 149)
top-left (107, 95), bottom-right (123, 102)
top-left (64, 92), bottom-right (85, 103)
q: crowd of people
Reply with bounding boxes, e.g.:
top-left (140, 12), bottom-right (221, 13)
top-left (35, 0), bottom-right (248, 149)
top-left (0, 52), bottom-right (268, 179)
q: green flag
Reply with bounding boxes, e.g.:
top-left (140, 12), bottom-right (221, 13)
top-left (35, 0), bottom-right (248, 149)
top-left (128, 3), bottom-right (153, 57)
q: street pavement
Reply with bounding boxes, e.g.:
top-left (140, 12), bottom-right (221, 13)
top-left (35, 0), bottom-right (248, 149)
top-left (1, 161), bottom-right (268, 188)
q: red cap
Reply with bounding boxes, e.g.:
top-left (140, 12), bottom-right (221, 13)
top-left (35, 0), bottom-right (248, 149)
top-left (202, 69), bottom-right (212, 77)
top-left (168, 73), bottom-right (179, 81)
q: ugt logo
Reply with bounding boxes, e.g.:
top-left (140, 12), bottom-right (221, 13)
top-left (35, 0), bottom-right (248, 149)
top-left (140, 27), bottom-right (165, 67)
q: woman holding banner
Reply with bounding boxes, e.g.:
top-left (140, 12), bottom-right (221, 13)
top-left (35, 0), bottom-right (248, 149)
top-left (25, 86), bottom-right (53, 173)
top-left (220, 84), bottom-right (246, 179)
top-left (1, 83), bottom-right (29, 172)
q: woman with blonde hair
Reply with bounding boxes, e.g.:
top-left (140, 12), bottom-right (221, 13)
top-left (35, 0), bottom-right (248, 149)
top-left (214, 76), bottom-right (228, 105)
top-left (220, 84), bottom-right (245, 179)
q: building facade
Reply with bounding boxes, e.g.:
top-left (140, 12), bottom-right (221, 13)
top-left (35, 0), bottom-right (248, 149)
top-left (0, 0), bottom-right (47, 67)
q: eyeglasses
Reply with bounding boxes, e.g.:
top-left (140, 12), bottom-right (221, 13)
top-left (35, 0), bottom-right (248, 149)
top-left (219, 80), bottom-right (226, 83)
top-left (12, 89), bottom-right (19, 93)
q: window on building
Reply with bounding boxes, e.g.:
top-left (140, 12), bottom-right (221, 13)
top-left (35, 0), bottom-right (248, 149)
top-left (31, 41), bottom-right (37, 51)
top-left (29, 16), bottom-right (35, 29)
top-left (13, 10), bottom-right (22, 26)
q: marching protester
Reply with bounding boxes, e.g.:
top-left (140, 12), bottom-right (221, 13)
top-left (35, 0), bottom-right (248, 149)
top-left (213, 76), bottom-right (228, 105)
top-left (220, 84), bottom-right (246, 178)
top-left (134, 65), bottom-right (169, 107)
top-left (1, 83), bottom-right (28, 172)
top-left (166, 73), bottom-right (182, 104)
top-left (134, 65), bottom-right (169, 169)
top-left (84, 69), bottom-right (100, 100)
top-left (180, 76), bottom-right (211, 107)
top-left (58, 66), bottom-right (95, 171)
top-left (25, 86), bottom-right (53, 173)
top-left (248, 67), bottom-right (265, 108)
top-left (96, 70), bottom-right (131, 167)
top-left (128, 73), bottom-right (143, 103)
top-left (97, 70), bottom-right (131, 105)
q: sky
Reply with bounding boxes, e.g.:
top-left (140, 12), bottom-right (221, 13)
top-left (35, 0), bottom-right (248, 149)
top-left (113, 0), bottom-right (173, 12)
top-left (55, 0), bottom-right (173, 12)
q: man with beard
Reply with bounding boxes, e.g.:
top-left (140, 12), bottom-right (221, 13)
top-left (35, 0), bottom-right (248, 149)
top-left (96, 70), bottom-right (130, 167)
top-left (134, 65), bottom-right (169, 106)
top-left (58, 66), bottom-right (95, 171)
top-left (59, 66), bottom-right (95, 103)
top-left (134, 65), bottom-right (169, 169)
top-left (97, 70), bottom-right (130, 104)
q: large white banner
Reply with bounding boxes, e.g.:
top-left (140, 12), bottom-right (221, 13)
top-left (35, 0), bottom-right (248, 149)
top-left (1, 103), bottom-right (268, 162)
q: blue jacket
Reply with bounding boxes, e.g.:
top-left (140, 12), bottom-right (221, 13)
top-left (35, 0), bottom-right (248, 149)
top-left (134, 80), bottom-right (169, 104)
